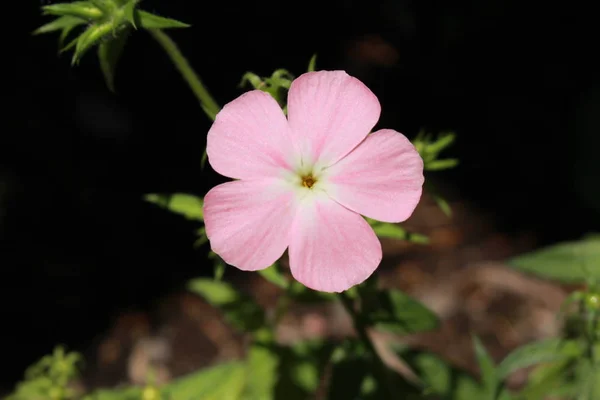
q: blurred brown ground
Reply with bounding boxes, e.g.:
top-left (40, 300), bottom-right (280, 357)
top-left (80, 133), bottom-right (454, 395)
top-left (81, 183), bottom-right (575, 392)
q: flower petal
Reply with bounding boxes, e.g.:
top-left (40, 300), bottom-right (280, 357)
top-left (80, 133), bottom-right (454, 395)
top-left (207, 90), bottom-right (295, 180)
top-left (287, 71), bottom-right (381, 167)
top-left (326, 129), bottom-right (424, 223)
top-left (288, 197), bottom-right (382, 292)
top-left (204, 179), bottom-right (296, 271)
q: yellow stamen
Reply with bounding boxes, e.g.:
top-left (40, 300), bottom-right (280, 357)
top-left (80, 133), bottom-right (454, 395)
top-left (301, 175), bottom-right (316, 188)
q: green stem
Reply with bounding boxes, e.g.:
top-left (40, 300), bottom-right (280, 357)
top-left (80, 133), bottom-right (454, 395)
top-left (338, 291), bottom-right (398, 399)
top-left (148, 29), bottom-right (220, 120)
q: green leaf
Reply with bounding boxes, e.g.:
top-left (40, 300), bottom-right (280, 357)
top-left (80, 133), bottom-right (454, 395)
top-left (327, 340), bottom-right (421, 399)
top-left (87, 0), bottom-right (110, 12)
top-left (508, 236), bottom-right (600, 283)
top-left (580, 364), bottom-right (600, 400)
top-left (288, 281), bottom-right (336, 303)
top-left (435, 198), bottom-right (452, 220)
top-left (144, 193), bottom-right (204, 221)
top-left (72, 22), bottom-right (114, 64)
top-left (214, 258), bottom-right (226, 281)
top-left (42, 2), bottom-right (104, 20)
top-left (240, 72), bottom-right (265, 89)
top-left (242, 345), bottom-right (279, 400)
top-left (370, 221), bottom-right (430, 244)
top-left (307, 54), bottom-right (317, 72)
top-left (397, 348), bottom-right (486, 399)
top-left (496, 338), bottom-right (583, 381)
top-left (163, 362), bottom-right (246, 400)
top-left (424, 181), bottom-right (453, 217)
top-left (82, 386), bottom-right (142, 400)
top-left (33, 15), bottom-right (86, 35)
top-left (257, 263), bottom-right (289, 289)
top-left (426, 158), bottom-right (459, 171)
top-left (98, 28), bottom-right (130, 92)
top-left (188, 278), bottom-right (265, 332)
top-left (519, 358), bottom-right (577, 400)
top-left (472, 335), bottom-right (497, 399)
top-left (137, 10), bottom-right (190, 29)
top-left (122, 1), bottom-right (138, 29)
top-left (362, 289), bottom-right (439, 335)
top-left (201, 149), bottom-right (209, 169)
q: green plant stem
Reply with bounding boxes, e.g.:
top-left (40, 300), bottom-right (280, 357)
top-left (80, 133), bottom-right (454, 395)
top-left (148, 29), bottom-right (220, 120)
top-left (338, 291), bottom-right (399, 399)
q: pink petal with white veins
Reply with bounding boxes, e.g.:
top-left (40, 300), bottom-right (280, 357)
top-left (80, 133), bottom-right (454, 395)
top-left (288, 197), bottom-right (382, 292)
top-left (204, 179), bottom-right (296, 271)
top-left (287, 71), bottom-right (381, 167)
top-left (207, 90), bottom-right (296, 180)
top-left (326, 129), bottom-right (424, 223)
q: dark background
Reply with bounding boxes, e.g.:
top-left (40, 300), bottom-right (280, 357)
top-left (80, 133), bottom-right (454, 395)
top-left (3, 0), bottom-right (598, 390)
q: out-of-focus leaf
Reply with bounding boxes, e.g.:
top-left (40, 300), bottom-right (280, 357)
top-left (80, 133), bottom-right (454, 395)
top-left (362, 289), bottom-right (439, 335)
top-left (88, 0), bottom-right (110, 11)
top-left (288, 280), bottom-right (336, 303)
top-left (82, 386), bottom-right (142, 400)
top-left (123, 1), bottom-right (138, 28)
top-left (188, 278), bottom-right (265, 332)
top-left (163, 362), bottom-right (246, 400)
top-left (242, 345), bottom-right (279, 400)
top-left (370, 221), bottom-right (430, 244)
top-left (426, 132), bottom-right (455, 154)
top-left (137, 10), bottom-right (190, 29)
top-left (144, 193), bottom-right (204, 221)
top-left (307, 54), bottom-right (317, 72)
top-left (42, 2), bottom-right (103, 20)
top-left (98, 28), bottom-right (130, 92)
top-left (72, 22), bottom-right (113, 64)
top-left (426, 158), bottom-right (459, 171)
top-left (424, 181), bottom-right (453, 217)
top-left (397, 348), bottom-right (486, 400)
top-left (496, 338), bottom-right (582, 381)
top-left (519, 360), bottom-right (575, 400)
top-left (257, 263), bottom-right (289, 289)
top-left (328, 340), bottom-right (421, 399)
top-left (33, 15), bottom-right (86, 35)
top-left (508, 236), bottom-right (600, 283)
top-left (214, 259), bottom-right (226, 281)
top-left (472, 335), bottom-right (497, 399)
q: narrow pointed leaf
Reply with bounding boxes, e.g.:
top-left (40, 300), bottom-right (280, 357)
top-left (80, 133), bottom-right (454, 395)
top-left (201, 149), bottom-right (208, 169)
top-left (59, 23), bottom-right (83, 48)
top-left (137, 10), bottom-right (190, 29)
top-left (163, 362), bottom-right (246, 400)
top-left (508, 236), bottom-right (600, 283)
top-left (98, 28), bottom-right (130, 92)
top-left (308, 54), bottom-right (317, 72)
top-left (42, 2), bottom-right (103, 20)
top-left (88, 0), bottom-right (109, 10)
top-left (472, 335), bottom-right (498, 399)
top-left (72, 22), bottom-right (113, 64)
top-left (188, 278), bottom-right (265, 332)
top-left (123, 1), bottom-right (138, 29)
top-left (257, 263), bottom-right (289, 289)
top-left (426, 158), bottom-right (459, 171)
top-left (496, 339), bottom-right (582, 381)
top-left (242, 345), bottom-right (279, 400)
top-left (144, 193), bottom-right (204, 221)
top-left (427, 132), bottom-right (456, 155)
top-left (60, 36), bottom-right (79, 53)
top-left (362, 289), bottom-right (439, 335)
top-left (33, 15), bottom-right (86, 35)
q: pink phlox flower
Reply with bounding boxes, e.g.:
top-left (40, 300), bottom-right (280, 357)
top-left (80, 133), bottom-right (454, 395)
top-left (203, 70), bottom-right (424, 292)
